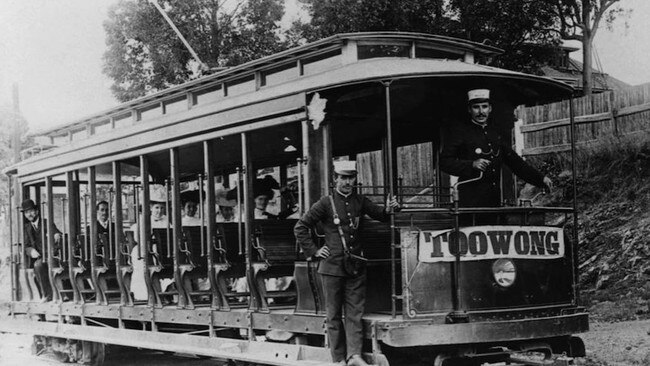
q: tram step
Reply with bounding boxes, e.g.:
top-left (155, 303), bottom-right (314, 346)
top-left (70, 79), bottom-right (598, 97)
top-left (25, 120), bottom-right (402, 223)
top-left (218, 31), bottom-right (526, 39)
top-left (266, 291), bottom-right (297, 298)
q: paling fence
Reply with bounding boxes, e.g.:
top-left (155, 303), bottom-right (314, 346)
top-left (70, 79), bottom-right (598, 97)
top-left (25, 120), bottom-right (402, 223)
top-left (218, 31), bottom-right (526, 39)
top-left (518, 83), bottom-right (650, 156)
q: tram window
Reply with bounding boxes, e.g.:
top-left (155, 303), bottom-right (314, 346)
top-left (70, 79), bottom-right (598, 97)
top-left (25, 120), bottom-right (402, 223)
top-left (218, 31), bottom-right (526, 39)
top-left (226, 75), bottom-right (255, 97)
top-left (193, 84), bottom-right (223, 105)
top-left (113, 113), bottom-right (132, 129)
top-left (415, 46), bottom-right (463, 61)
top-left (52, 134), bottom-right (67, 146)
top-left (357, 44), bottom-right (410, 60)
top-left (71, 129), bottom-right (86, 142)
top-left (138, 103), bottom-right (162, 122)
top-left (92, 120), bottom-right (111, 135)
top-left (249, 122), bottom-right (303, 219)
top-left (354, 151), bottom-right (385, 203)
top-left (163, 96), bottom-right (187, 115)
top-left (395, 142), bottom-right (445, 208)
top-left (301, 49), bottom-right (342, 75)
top-left (261, 62), bottom-right (298, 87)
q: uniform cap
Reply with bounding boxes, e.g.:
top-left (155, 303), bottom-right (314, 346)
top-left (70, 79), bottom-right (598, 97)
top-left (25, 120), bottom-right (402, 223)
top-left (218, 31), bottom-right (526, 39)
top-left (468, 89), bottom-right (490, 103)
top-left (333, 160), bottom-right (357, 176)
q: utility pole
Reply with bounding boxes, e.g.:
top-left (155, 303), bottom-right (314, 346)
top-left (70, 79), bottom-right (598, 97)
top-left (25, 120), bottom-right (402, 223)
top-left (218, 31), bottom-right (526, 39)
top-left (12, 83), bottom-right (21, 163)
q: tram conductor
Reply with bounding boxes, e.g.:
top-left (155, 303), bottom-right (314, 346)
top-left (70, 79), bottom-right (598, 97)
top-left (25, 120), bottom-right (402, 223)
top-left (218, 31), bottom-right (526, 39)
top-left (294, 161), bottom-right (400, 366)
top-left (439, 89), bottom-right (553, 207)
top-left (21, 199), bottom-right (62, 302)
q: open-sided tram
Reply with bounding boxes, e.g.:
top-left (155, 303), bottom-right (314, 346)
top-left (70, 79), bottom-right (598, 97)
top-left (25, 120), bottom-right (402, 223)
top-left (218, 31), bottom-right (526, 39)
top-left (0, 32), bottom-right (587, 365)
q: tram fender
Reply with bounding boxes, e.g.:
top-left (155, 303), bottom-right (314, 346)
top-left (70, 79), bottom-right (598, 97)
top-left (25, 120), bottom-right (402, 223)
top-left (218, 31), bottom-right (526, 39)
top-left (377, 313), bottom-right (588, 347)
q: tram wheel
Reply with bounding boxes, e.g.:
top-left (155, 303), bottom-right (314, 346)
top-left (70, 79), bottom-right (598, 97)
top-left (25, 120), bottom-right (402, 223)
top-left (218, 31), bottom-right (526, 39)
top-left (80, 341), bottom-right (106, 366)
top-left (433, 353), bottom-right (451, 366)
top-left (30, 335), bottom-right (46, 355)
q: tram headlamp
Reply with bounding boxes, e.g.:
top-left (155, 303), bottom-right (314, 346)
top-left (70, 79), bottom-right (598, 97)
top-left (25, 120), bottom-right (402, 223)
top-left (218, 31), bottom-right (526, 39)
top-left (492, 259), bottom-right (516, 288)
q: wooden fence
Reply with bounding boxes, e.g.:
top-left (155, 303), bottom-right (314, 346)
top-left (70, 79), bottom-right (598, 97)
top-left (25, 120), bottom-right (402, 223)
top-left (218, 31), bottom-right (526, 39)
top-left (518, 83), bottom-right (650, 156)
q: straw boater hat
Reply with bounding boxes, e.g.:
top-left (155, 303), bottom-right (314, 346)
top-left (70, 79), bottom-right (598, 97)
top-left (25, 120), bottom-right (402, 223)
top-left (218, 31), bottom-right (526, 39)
top-left (216, 188), bottom-right (237, 207)
top-left (333, 160), bottom-right (357, 176)
top-left (467, 89), bottom-right (490, 103)
top-left (145, 185), bottom-right (168, 205)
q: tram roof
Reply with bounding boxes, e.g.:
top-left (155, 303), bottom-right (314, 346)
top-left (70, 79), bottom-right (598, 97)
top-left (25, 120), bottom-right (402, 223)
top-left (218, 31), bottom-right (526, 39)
top-left (34, 32), bottom-right (502, 138)
top-left (8, 33), bottom-right (575, 178)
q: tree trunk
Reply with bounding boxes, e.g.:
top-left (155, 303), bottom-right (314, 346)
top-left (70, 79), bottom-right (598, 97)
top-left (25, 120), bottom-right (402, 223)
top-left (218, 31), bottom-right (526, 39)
top-left (582, 1), bottom-right (593, 96)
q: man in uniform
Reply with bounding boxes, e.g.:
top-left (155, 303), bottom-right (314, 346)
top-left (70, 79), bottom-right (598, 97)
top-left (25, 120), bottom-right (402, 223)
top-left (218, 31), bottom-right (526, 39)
top-left (21, 199), bottom-right (62, 302)
top-left (294, 161), bottom-right (400, 366)
top-left (439, 89), bottom-right (553, 207)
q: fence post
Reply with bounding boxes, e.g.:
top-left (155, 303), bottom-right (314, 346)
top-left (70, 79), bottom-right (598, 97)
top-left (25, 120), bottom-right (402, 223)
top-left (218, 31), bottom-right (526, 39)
top-left (609, 91), bottom-right (619, 137)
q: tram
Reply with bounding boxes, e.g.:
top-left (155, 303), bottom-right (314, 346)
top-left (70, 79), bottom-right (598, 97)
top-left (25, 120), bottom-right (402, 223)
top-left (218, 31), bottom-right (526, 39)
top-left (0, 32), bottom-right (587, 365)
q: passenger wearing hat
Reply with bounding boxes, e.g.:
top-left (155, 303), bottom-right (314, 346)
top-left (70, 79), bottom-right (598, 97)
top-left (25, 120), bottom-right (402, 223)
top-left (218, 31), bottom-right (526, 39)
top-left (294, 160), bottom-right (400, 366)
top-left (253, 175), bottom-right (279, 219)
top-left (439, 88), bottom-right (553, 207)
top-left (181, 189), bottom-right (202, 227)
top-left (216, 188), bottom-right (237, 222)
top-left (129, 186), bottom-right (171, 301)
top-left (21, 199), bottom-right (62, 302)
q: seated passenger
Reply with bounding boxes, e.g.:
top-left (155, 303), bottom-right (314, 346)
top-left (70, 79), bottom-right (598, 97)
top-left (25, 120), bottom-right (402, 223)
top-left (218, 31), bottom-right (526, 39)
top-left (130, 187), bottom-right (172, 301)
top-left (181, 189), bottom-right (202, 227)
top-left (216, 188), bottom-right (237, 222)
top-left (21, 199), bottom-right (62, 302)
top-left (253, 175), bottom-right (280, 219)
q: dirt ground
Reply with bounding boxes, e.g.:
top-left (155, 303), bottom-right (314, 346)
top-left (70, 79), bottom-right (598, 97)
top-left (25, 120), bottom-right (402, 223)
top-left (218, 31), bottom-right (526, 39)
top-left (578, 319), bottom-right (650, 366)
top-left (0, 319), bottom-right (649, 365)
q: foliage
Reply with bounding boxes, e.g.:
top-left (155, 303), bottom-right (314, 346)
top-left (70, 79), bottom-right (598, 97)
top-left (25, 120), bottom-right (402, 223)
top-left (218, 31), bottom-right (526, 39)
top-left (103, 0), bottom-right (290, 102)
top-left (448, 0), bottom-right (562, 74)
top-left (540, 0), bottom-right (630, 95)
top-left (0, 105), bottom-right (30, 209)
top-left (293, 0), bottom-right (562, 75)
top-left (293, 0), bottom-right (451, 41)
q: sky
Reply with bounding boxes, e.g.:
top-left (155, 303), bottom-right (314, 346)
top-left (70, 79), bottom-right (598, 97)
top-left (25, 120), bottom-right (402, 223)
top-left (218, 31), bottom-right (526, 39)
top-left (0, 0), bottom-right (649, 134)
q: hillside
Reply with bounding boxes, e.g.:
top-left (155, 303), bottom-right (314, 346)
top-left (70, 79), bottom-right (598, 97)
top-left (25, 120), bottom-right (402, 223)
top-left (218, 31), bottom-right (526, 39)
top-left (531, 133), bottom-right (650, 321)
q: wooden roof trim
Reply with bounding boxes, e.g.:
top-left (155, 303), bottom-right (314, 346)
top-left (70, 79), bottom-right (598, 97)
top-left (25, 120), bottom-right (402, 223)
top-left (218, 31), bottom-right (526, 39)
top-left (35, 32), bottom-right (502, 137)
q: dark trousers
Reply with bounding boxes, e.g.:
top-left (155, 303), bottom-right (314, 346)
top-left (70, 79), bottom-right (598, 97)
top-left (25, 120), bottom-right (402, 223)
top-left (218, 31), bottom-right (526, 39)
top-left (321, 272), bottom-right (366, 362)
top-left (33, 258), bottom-right (52, 300)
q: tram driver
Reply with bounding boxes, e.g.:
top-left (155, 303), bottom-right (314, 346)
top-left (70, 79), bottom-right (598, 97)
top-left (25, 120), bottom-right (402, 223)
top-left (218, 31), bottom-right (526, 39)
top-left (294, 161), bottom-right (400, 366)
top-left (439, 88), bottom-right (553, 207)
top-left (21, 199), bottom-right (62, 302)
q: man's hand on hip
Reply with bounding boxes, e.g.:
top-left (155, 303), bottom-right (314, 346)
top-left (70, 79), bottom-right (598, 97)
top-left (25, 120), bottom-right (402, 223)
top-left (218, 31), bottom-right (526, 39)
top-left (315, 246), bottom-right (330, 259)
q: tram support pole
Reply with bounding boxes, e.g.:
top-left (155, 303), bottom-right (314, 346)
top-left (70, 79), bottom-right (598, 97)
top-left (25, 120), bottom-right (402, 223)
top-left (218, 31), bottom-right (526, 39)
top-left (8, 176), bottom-right (16, 302)
top-left (569, 97), bottom-right (579, 305)
top-left (382, 80), bottom-right (398, 319)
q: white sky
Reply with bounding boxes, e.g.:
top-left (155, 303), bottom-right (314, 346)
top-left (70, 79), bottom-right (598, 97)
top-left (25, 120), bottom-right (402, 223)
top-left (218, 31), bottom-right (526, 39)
top-left (0, 0), bottom-right (648, 133)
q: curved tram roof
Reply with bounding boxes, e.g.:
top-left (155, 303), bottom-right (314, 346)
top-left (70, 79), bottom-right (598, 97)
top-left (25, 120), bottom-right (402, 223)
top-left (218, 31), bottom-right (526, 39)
top-left (10, 32), bottom-right (573, 181)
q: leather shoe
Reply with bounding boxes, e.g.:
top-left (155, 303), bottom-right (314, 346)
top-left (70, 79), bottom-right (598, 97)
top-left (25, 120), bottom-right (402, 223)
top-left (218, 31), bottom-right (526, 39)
top-left (347, 354), bottom-right (372, 366)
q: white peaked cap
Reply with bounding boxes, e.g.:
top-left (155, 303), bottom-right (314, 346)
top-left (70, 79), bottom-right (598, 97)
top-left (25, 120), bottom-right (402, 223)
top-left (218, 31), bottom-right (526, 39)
top-left (333, 160), bottom-right (357, 176)
top-left (468, 89), bottom-right (490, 102)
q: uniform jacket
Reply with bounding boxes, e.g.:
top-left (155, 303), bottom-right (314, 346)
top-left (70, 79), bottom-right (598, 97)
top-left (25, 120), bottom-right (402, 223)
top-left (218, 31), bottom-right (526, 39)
top-left (439, 119), bottom-right (545, 207)
top-left (24, 219), bottom-right (61, 259)
top-left (294, 190), bottom-right (389, 276)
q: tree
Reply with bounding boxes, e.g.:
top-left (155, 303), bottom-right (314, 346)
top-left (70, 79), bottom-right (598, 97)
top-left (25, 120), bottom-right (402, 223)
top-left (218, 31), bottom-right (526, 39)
top-left (294, 0), bottom-right (450, 42)
top-left (103, 0), bottom-right (289, 102)
top-left (448, 0), bottom-right (561, 75)
top-left (293, 0), bottom-right (562, 75)
top-left (543, 0), bottom-right (629, 95)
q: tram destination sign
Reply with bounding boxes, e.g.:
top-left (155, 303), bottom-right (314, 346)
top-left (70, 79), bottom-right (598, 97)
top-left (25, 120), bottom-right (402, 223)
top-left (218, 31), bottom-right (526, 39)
top-left (418, 226), bottom-right (564, 262)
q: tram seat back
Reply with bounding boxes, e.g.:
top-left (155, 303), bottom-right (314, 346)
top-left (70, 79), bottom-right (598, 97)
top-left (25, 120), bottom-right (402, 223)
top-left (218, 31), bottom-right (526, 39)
top-left (253, 219), bottom-right (300, 264)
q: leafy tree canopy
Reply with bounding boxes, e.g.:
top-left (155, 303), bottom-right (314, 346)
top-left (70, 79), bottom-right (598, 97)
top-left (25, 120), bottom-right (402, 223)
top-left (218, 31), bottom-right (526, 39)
top-left (103, 0), bottom-right (289, 102)
top-left (294, 0), bottom-right (563, 75)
